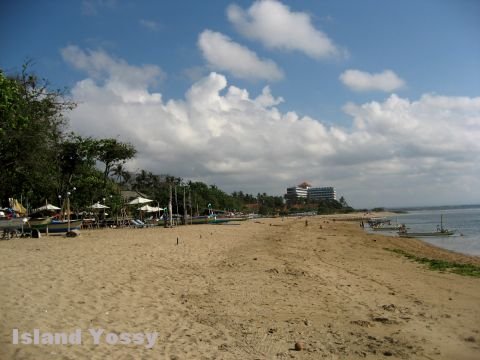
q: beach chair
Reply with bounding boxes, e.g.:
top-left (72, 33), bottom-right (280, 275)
top-left (129, 219), bottom-right (144, 228)
top-left (135, 219), bottom-right (154, 227)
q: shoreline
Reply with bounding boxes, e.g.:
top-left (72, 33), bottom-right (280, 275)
top-left (327, 211), bottom-right (480, 265)
top-left (315, 211), bottom-right (480, 261)
top-left (1, 216), bottom-right (479, 359)
top-left (312, 212), bottom-right (480, 263)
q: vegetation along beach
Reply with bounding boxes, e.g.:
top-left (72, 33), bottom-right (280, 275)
top-left (2, 1), bottom-right (480, 359)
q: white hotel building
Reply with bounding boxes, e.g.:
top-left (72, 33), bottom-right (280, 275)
top-left (285, 182), bottom-right (336, 203)
top-left (307, 187), bottom-right (337, 202)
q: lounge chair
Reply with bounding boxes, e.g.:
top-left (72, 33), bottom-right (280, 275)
top-left (135, 219), bottom-right (154, 227)
top-left (129, 219), bottom-right (144, 228)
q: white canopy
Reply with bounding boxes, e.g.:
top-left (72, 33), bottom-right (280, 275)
top-left (138, 205), bottom-right (161, 212)
top-left (91, 202), bottom-right (110, 209)
top-left (34, 203), bottom-right (61, 212)
top-left (128, 197), bottom-right (153, 205)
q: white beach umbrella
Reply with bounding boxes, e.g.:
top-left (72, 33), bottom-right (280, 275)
top-left (128, 197), bottom-right (153, 205)
top-left (91, 202), bottom-right (110, 209)
top-left (34, 203), bottom-right (61, 212)
top-left (138, 205), bottom-right (160, 212)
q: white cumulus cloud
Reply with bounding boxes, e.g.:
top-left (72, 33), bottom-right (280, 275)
top-left (81, 0), bottom-right (117, 16)
top-left (340, 69), bottom-right (406, 92)
top-left (61, 45), bottom-right (165, 102)
top-left (139, 19), bottom-right (160, 32)
top-left (198, 30), bottom-right (284, 81)
top-left (62, 46), bottom-right (480, 208)
top-left (227, 0), bottom-right (345, 59)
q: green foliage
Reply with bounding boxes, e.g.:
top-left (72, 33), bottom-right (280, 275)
top-left (0, 65), bottom-right (74, 205)
top-left (315, 198), bottom-right (354, 215)
top-left (185, 181), bottom-right (245, 214)
top-left (96, 138), bottom-right (136, 187)
top-left (231, 191), bottom-right (257, 204)
top-left (255, 192), bottom-right (284, 215)
top-left (57, 135), bottom-right (98, 192)
top-left (386, 248), bottom-right (480, 277)
top-left (0, 65), bottom-right (137, 210)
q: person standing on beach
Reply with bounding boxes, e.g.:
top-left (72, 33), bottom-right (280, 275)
top-left (163, 211), bottom-right (168, 228)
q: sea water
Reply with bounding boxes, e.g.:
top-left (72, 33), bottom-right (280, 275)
top-left (384, 207), bottom-right (480, 256)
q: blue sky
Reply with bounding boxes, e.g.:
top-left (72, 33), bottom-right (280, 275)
top-left (1, 0), bottom-right (480, 208)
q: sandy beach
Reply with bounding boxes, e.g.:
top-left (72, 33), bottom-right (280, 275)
top-left (1, 215), bottom-right (479, 359)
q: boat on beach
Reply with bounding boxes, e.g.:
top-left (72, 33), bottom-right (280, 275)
top-left (371, 222), bottom-right (401, 231)
top-left (189, 215), bottom-right (249, 224)
top-left (398, 215), bottom-right (455, 237)
top-left (0, 198), bottom-right (29, 233)
top-left (373, 225), bottom-right (401, 231)
top-left (0, 217), bottom-right (29, 230)
top-left (210, 216), bottom-right (248, 224)
top-left (367, 217), bottom-right (391, 227)
top-left (27, 217), bottom-right (52, 227)
top-left (30, 219), bottom-right (83, 233)
top-left (369, 217), bottom-right (401, 231)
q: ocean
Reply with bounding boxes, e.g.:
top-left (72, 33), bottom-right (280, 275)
top-left (380, 207), bottom-right (480, 256)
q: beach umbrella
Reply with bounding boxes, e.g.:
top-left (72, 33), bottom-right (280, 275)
top-left (90, 202), bottom-right (110, 221)
top-left (128, 197), bottom-right (153, 205)
top-left (90, 202), bottom-right (110, 209)
top-left (34, 203), bottom-right (61, 212)
top-left (138, 205), bottom-right (160, 212)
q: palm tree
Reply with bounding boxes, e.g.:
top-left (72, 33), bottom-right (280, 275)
top-left (112, 164), bottom-right (125, 183)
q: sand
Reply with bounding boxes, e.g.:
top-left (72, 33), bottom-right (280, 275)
top-left (1, 215), bottom-right (479, 359)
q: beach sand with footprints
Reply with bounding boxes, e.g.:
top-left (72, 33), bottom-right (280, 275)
top-left (1, 215), bottom-right (479, 359)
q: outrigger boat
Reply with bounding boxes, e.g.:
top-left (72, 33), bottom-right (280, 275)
top-left (0, 217), bottom-right (29, 230)
top-left (369, 217), bottom-right (401, 231)
top-left (189, 214), bottom-right (248, 224)
top-left (372, 224), bottom-right (402, 231)
top-left (367, 217), bottom-right (390, 227)
top-left (1, 198), bottom-right (29, 236)
top-left (28, 217), bottom-right (53, 227)
top-left (0, 218), bottom-right (29, 239)
top-left (398, 215), bottom-right (455, 237)
top-left (371, 220), bottom-right (401, 231)
top-left (210, 216), bottom-right (248, 224)
top-left (29, 195), bottom-right (82, 234)
top-left (29, 219), bottom-right (83, 233)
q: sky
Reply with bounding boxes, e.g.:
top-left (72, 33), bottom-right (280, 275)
top-left (1, 0), bottom-right (480, 208)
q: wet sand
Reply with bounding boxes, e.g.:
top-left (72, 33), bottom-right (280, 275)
top-left (1, 215), bottom-right (479, 359)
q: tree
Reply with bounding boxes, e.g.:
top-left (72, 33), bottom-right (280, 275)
top-left (0, 64), bottom-right (75, 206)
top-left (95, 138), bottom-right (136, 189)
top-left (111, 164), bottom-right (132, 187)
top-left (57, 135), bottom-right (99, 193)
top-left (339, 196), bottom-right (348, 208)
